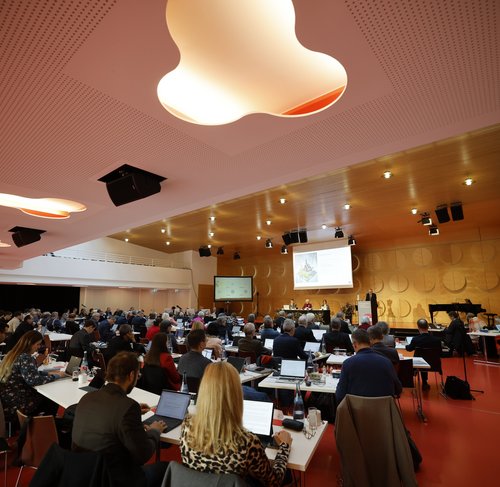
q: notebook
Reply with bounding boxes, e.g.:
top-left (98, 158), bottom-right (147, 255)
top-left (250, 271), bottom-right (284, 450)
top-left (202, 349), bottom-right (213, 359)
top-left (227, 356), bottom-right (246, 373)
top-left (303, 342), bottom-right (320, 353)
top-left (264, 338), bottom-right (274, 349)
top-left (278, 359), bottom-right (306, 381)
top-left (312, 329), bottom-right (326, 341)
top-left (243, 400), bottom-right (276, 448)
top-left (143, 390), bottom-right (191, 431)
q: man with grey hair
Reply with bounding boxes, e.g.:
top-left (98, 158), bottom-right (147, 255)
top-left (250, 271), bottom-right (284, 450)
top-left (294, 314), bottom-right (316, 346)
top-left (275, 310), bottom-right (286, 329)
top-left (306, 312), bottom-right (319, 330)
top-left (335, 311), bottom-right (352, 334)
top-left (377, 321), bottom-right (395, 347)
top-left (368, 325), bottom-right (399, 365)
top-left (261, 315), bottom-right (279, 341)
top-left (273, 318), bottom-right (308, 360)
top-left (238, 322), bottom-right (271, 359)
top-left (358, 315), bottom-right (372, 330)
top-left (324, 318), bottom-right (354, 354)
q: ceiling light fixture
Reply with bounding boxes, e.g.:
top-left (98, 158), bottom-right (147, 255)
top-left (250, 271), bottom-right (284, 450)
top-left (343, 203), bottom-right (351, 210)
top-left (266, 219), bottom-right (272, 225)
top-left (279, 198), bottom-right (286, 204)
top-left (209, 216), bottom-right (216, 222)
top-left (161, 228), bottom-right (166, 234)
top-left (265, 238), bottom-right (273, 249)
top-left (429, 225), bottom-right (440, 236)
top-left (216, 246), bottom-right (224, 255)
top-left (0, 193), bottom-right (86, 219)
top-left (165, 241), bottom-right (171, 246)
top-left (199, 246), bottom-right (211, 257)
top-left (348, 235), bottom-right (356, 246)
top-left (209, 231), bottom-right (215, 237)
top-left (411, 208), bottom-right (418, 215)
top-left (256, 235), bottom-right (262, 240)
top-left (281, 245), bottom-right (288, 255)
top-left (124, 238), bottom-right (129, 242)
top-left (0, 240), bottom-right (12, 248)
top-left (233, 251), bottom-right (241, 260)
top-left (334, 227), bottom-right (344, 238)
top-left (419, 213), bottom-right (432, 226)
top-left (321, 224), bottom-right (327, 230)
top-left (464, 178), bottom-right (474, 186)
top-left (383, 170), bottom-right (392, 179)
top-left (207, 244), bottom-right (212, 249)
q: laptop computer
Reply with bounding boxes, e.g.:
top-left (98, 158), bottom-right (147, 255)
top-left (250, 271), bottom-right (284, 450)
top-left (496, 325), bottom-right (500, 332)
top-left (202, 349), bottom-right (213, 359)
top-left (227, 356), bottom-right (246, 373)
top-left (143, 390), bottom-right (191, 431)
top-left (312, 329), bottom-right (326, 341)
top-left (65, 356), bottom-right (82, 376)
top-left (303, 342), bottom-right (320, 353)
top-left (264, 338), bottom-right (274, 350)
top-left (79, 374), bottom-right (105, 392)
top-left (243, 400), bottom-right (277, 448)
top-left (232, 325), bottom-right (241, 334)
top-left (277, 359), bottom-right (306, 381)
top-left (406, 336), bottom-right (414, 345)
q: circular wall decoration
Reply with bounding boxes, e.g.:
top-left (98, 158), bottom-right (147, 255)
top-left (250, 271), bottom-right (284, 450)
top-left (470, 243), bottom-right (496, 264)
top-left (413, 271), bottom-right (437, 293)
top-left (396, 299), bottom-right (412, 318)
top-left (389, 274), bottom-right (409, 293)
top-left (277, 262), bottom-right (287, 278)
top-left (475, 271), bottom-right (499, 291)
top-left (352, 254), bottom-right (360, 272)
top-left (440, 245), bottom-right (462, 265)
top-left (442, 271), bottom-right (467, 292)
top-left (367, 276), bottom-right (384, 294)
top-left (263, 264), bottom-right (272, 278)
top-left (387, 250), bottom-right (407, 270)
top-left (377, 300), bottom-right (386, 317)
top-left (412, 248), bottom-right (432, 267)
top-left (365, 254), bottom-right (382, 271)
top-left (263, 281), bottom-right (272, 297)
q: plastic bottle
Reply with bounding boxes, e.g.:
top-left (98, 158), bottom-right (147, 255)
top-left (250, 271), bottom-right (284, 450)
top-left (293, 382), bottom-right (305, 422)
top-left (225, 330), bottom-right (229, 345)
top-left (321, 340), bottom-right (326, 355)
top-left (167, 335), bottom-right (173, 354)
top-left (81, 351), bottom-right (89, 374)
top-left (181, 371), bottom-right (189, 394)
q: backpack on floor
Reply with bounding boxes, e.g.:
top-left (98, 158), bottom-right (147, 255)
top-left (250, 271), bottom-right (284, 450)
top-left (444, 376), bottom-right (474, 400)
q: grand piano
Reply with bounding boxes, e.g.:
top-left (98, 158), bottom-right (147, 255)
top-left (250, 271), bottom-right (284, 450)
top-left (428, 302), bottom-right (485, 324)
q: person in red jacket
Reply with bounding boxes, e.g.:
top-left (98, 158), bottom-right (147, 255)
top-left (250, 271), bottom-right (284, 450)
top-left (145, 317), bottom-right (161, 341)
top-left (143, 332), bottom-right (181, 391)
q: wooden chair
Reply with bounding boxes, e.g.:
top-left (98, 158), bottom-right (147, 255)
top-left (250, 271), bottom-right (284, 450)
top-left (15, 411), bottom-right (59, 487)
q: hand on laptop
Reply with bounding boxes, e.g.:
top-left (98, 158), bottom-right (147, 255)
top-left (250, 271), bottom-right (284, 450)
top-left (146, 420), bottom-right (166, 433)
top-left (49, 370), bottom-right (67, 378)
top-left (139, 403), bottom-right (150, 414)
top-left (274, 430), bottom-right (292, 447)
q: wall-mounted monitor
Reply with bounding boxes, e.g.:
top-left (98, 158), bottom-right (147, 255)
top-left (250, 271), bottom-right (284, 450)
top-left (214, 276), bottom-right (253, 301)
top-left (293, 240), bottom-right (353, 290)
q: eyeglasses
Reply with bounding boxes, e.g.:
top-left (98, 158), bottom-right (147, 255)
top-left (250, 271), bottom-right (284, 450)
top-left (303, 427), bottom-right (317, 440)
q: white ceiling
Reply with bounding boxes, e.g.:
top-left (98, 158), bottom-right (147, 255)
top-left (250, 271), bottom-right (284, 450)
top-left (0, 0), bottom-right (499, 269)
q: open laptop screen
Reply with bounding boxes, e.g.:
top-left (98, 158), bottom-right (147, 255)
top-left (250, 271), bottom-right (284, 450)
top-left (303, 342), bottom-right (320, 353)
top-left (156, 391), bottom-right (191, 420)
top-left (264, 338), bottom-right (274, 349)
top-left (243, 400), bottom-right (273, 436)
top-left (312, 329), bottom-right (326, 341)
top-left (202, 349), bottom-right (213, 359)
top-left (280, 359), bottom-right (305, 378)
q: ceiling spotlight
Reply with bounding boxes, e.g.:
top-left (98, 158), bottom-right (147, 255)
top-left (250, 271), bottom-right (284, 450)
top-left (348, 235), bottom-right (356, 246)
top-left (161, 228), bottom-right (166, 234)
top-left (281, 245), bottom-right (288, 254)
top-left (209, 216), bottom-right (216, 222)
top-left (411, 208), bottom-right (418, 215)
top-left (463, 178), bottom-right (474, 186)
top-left (429, 225), bottom-right (440, 236)
top-left (0, 240), bottom-right (12, 248)
top-left (279, 198), bottom-right (286, 204)
top-left (165, 241), bottom-right (171, 246)
top-left (321, 224), bottom-right (327, 230)
top-left (216, 246), bottom-right (224, 255)
top-left (266, 219), bottom-right (272, 226)
top-left (256, 235), bottom-right (262, 240)
top-left (419, 213), bottom-right (432, 226)
top-left (124, 238), bottom-right (129, 242)
top-left (265, 238), bottom-right (273, 249)
top-left (207, 244), bottom-right (212, 249)
top-left (209, 231), bottom-right (215, 237)
top-left (334, 227), bottom-right (344, 238)
top-left (233, 251), bottom-right (241, 260)
top-left (343, 203), bottom-right (351, 210)
top-left (383, 170), bottom-right (392, 179)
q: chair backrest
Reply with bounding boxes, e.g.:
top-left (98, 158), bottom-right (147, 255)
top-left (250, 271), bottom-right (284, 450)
top-left (92, 351), bottom-right (107, 378)
top-left (397, 359), bottom-right (415, 388)
top-left (16, 411), bottom-right (58, 468)
top-left (186, 376), bottom-right (201, 394)
top-left (414, 347), bottom-right (442, 374)
top-left (161, 461), bottom-right (248, 487)
top-left (177, 343), bottom-right (188, 354)
top-left (138, 364), bottom-right (170, 395)
top-left (237, 350), bottom-right (256, 364)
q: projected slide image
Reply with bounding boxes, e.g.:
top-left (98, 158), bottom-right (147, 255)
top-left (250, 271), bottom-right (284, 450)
top-left (295, 253), bottom-right (318, 283)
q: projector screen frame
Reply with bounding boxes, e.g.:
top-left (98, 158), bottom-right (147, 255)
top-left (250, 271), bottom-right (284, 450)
top-left (214, 275), bottom-right (254, 302)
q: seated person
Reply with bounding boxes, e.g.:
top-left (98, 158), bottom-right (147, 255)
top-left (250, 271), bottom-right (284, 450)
top-left (238, 323), bottom-right (271, 359)
top-left (69, 320), bottom-right (96, 358)
top-left (106, 324), bottom-right (145, 361)
top-left (302, 298), bottom-right (313, 310)
top-left (376, 321), bottom-right (395, 347)
top-left (367, 325), bottom-right (399, 365)
top-left (145, 317), bottom-right (162, 342)
top-left (0, 330), bottom-right (65, 423)
top-left (260, 315), bottom-right (280, 341)
top-left (5, 314), bottom-right (35, 352)
top-left (143, 333), bottom-right (181, 391)
top-left (178, 329), bottom-right (212, 380)
top-left (294, 314), bottom-right (316, 347)
top-left (306, 313), bottom-right (319, 330)
top-left (180, 361), bottom-right (291, 486)
top-left (196, 322), bottom-right (222, 359)
top-left (334, 311), bottom-right (352, 335)
top-left (323, 318), bottom-right (354, 354)
top-left (97, 315), bottom-right (116, 343)
top-left (64, 312), bottom-right (80, 335)
top-left (273, 319), bottom-right (308, 360)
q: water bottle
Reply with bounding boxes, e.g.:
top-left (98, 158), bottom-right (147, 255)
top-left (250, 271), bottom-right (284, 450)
top-left (81, 351), bottom-right (89, 374)
top-left (293, 382), bottom-right (305, 422)
top-left (167, 335), bottom-right (173, 354)
top-left (181, 371), bottom-right (189, 394)
top-left (225, 330), bottom-right (229, 345)
top-left (321, 340), bottom-right (326, 355)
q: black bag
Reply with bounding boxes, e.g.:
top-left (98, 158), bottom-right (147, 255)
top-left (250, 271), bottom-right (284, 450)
top-left (405, 428), bottom-right (422, 471)
top-left (444, 376), bottom-right (474, 400)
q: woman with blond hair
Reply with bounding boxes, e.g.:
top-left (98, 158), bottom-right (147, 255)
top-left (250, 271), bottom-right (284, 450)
top-left (180, 361), bottom-right (292, 486)
top-left (0, 330), bottom-right (65, 423)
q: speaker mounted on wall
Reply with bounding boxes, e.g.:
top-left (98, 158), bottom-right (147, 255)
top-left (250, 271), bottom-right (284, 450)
top-left (198, 246), bottom-right (211, 257)
top-left (282, 232), bottom-right (292, 246)
top-left (9, 226), bottom-right (46, 247)
top-left (435, 204), bottom-right (450, 223)
top-left (98, 164), bottom-right (166, 207)
top-left (298, 229), bottom-right (308, 243)
top-left (450, 202), bottom-right (464, 221)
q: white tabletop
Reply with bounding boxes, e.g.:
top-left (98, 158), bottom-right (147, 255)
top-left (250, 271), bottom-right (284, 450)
top-left (239, 368), bottom-right (272, 384)
top-left (258, 374), bottom-right (337, 394)
top-left (468, 331), bottom-right (500, 337)
top-left (46, 332), bottom-right (73, 341)
top-left (326, 354), bottom-right (350, 365)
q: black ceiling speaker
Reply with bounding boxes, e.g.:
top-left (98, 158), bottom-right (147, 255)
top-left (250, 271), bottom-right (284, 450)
top-left (289, 231), bottom-right (300, 244)
top-left (450, 202), bottom-right (464, 221)
top-left (298, 229), bottom-right (308, 243)
top-left (282, 233), bottom-right (292, 245)
top-left (435, 205), bottom-right (450, 223)
top-left (198, 246), bottom-right (211, 257)
top-left (98, 164), bottom-right (166, 207)
top-left (9, 226), bottom-right (46, 247)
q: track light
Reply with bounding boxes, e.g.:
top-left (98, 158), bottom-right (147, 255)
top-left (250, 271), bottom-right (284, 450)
top-left (161, 228), bottom-right (166, 233)
top-left (233, 251), bottom-right (241, 260)
top-left (266, 219), bottom-right (272, 225)
top-left (429, 225), bottom-right (439, 236)
top-left (411, 208), bottom-right (418, 215)
top-left (343, 203), bottom-right (351, 210)
top-left (383, 170), bottom-right (392, 179)
top-left (281, 245), bottom-right (288, 254)
top-left (334, 227), bottom-right (344, 238)
top-left (256, 235), bottom-right (262, 240)
top-left (279, 198), bottom-right (286, 204)
top-left (321, 224), bottom-right (327, 230)
top-left (265, 239), bottom-right (273, 249)
top-left (216, 246), bottom-right (224, 255)
top-left (419, 213), bottom-right (432, 226)
top-left (348, 235), bottom-right (356, 246)
top-left (209, 216), bottom-right (216, 222)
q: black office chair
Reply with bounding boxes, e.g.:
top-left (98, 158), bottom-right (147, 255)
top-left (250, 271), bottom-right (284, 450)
top-left (137, 365), bottom-right (170, 395)
top-left (414, 347), bottom-right (444, 388)
top-left (396, 358), bottom-right (416, 413)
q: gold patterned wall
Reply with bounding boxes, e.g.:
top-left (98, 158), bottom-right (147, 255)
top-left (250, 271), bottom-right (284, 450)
top-left (217, 238), bottom-right (500, 328)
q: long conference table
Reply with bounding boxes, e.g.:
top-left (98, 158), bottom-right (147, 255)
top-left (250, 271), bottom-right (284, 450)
top-left (35, 371), bottom-right (326, 485)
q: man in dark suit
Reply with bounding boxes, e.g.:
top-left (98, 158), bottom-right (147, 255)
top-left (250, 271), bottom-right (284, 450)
top-left (323, 318), bottom-right (354, 354)
top-left (368, 325), bottom-right (399, 365)
top-left (72, 352), bottom-right (168, 486)
top-left (106, 324), bottom-right (145, 361)
top-left (406, 318), bottom-right (442, 390)
top-left (5, 314), bottom-right (35, 352)
top-left (97, 315), bottom-right (116, 343)
top-left (336, 329), bottom-right (402, 405)
top-left (335, 311), bottom-right (352, 334)
top-left (365, 288), bottom-right (378, 325)
top-left (294, 314), bottom-right (316, 347)
top-left (273, 319), bottom-right (308, 360)
top-left (69, 320), bottom-right (96, 358)
top-left (238, 323), bottom-right (271, 359)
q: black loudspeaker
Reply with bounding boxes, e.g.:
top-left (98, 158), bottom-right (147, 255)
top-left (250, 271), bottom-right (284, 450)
top-left (199, 247), bottom-right (211, 257)
top-left (282, 233), bottom-right (292, 245)
top-left (435, 205), bottom-right (450, 223)
top-left (289, 231), bottom-right (300, 244)
top-left (298, 230), bottom-right (308, 243)
top-left (450, 203), bottom-right (464, 221)
top-left (10, 227), bottom-right (45, 247)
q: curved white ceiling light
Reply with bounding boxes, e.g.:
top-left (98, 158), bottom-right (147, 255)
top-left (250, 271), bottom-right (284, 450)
top-left (0, 193), bottom-right (86, 219)
top-left (157, 0), bottom-right (347, 125)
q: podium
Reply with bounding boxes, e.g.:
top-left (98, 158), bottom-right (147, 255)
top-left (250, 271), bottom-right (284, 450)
top-left (357, 300), bottom-right (372, 323)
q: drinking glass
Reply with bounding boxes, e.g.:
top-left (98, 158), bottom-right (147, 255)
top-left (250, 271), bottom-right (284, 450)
top-left (308, 407), bottom-right (319, 432)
